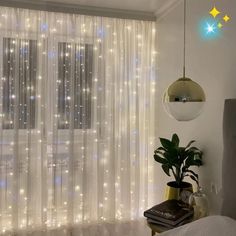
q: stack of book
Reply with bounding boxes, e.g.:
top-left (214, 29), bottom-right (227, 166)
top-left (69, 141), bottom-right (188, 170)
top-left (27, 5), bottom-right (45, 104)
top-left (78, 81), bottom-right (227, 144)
top-left (144, 199), bottom-right (194, 230)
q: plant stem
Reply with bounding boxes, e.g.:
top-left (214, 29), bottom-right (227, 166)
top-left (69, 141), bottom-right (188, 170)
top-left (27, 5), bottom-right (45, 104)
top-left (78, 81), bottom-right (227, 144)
top-left (176, 166), bottom-right (181, 186)
top-left (171, 168), bottom-right (177, 182)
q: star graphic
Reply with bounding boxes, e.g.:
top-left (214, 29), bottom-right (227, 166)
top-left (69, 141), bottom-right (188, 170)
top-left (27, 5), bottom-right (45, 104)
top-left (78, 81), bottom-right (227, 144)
top-left (223, 15), bottom-right (230, 22)
top-left (206, 23), bottom-right (216, 34)
top-left (218, 22), bottom-right (223, 29)
top-left (209, 7), bottom-right (220, 18)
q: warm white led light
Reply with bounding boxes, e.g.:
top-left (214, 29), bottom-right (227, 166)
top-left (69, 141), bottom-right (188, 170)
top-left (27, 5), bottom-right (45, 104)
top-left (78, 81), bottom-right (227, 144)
top-left (0, 8), bottom-right (156, 232)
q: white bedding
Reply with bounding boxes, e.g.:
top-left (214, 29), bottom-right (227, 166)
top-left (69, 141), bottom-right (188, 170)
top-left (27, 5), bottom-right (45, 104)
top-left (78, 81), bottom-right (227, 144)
top-left (160, 215), bottom-right (236, 236)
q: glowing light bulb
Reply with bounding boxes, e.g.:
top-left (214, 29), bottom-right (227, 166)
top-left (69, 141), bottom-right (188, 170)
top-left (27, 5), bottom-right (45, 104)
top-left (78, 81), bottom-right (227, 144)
top-left (19, 189), bottom-right (24, 195)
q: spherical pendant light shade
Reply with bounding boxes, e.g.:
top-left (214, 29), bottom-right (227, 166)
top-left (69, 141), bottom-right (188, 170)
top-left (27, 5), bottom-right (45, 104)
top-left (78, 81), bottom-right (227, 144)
top-left (163, 77), bottom-right (206, 121)
top-left (162, 0), bottom-right (206, 121)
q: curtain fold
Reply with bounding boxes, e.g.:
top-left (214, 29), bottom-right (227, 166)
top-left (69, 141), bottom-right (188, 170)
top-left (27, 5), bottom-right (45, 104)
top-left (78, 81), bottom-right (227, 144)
top-left (0, 6), bottom-right (157, 233)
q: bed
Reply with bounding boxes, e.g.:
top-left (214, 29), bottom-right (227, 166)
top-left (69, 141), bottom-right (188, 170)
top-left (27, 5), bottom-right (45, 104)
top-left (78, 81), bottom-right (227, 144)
top-left (160, 215), bottom-right (236, 236)
top-left (159, 99), bottom-right (236, 235)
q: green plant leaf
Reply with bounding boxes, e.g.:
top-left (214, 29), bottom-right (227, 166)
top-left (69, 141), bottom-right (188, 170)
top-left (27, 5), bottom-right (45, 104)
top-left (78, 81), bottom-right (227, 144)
top-left (184, 169), bottom-right (199, 179)
top-left (154, 134), bottom-right (203, 183)
top-left (188, 175), bottom-right (198, 184)
top-left (159, 138), bottom-right (174, 150)
top-left (178, 147), bottom-right (189, 162)
top-left (163, 152), bottom-right (178, 164)
top-left (187, 147), bottom-right (201, 152)
top-left (162, 164), bottom-right (170, 176)
top-left (172, 134), bottom-right (179, 147)
top-left (185, 156), bottom-right (195, 167)
top-left (187, 151), bottom-right (202, 159)
top-left (185, 140), bottom-right (195, 149)
top-left (178, 147), bottom-right (186, 153)
top-left (193, 159), bottom-right (203, 166)
top-left (186, 156), bottom-right (203, 167)
top-left (156, 147), bottom-right (167, 151)
top-left (154, 154), bottom-right (168, 164)
top-left (154, 149), bottom-right (165, 155)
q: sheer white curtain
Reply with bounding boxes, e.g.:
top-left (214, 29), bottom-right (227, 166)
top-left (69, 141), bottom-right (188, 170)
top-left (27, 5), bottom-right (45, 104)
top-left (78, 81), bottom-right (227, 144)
top-left (0, 6), bottom-right (157, 234)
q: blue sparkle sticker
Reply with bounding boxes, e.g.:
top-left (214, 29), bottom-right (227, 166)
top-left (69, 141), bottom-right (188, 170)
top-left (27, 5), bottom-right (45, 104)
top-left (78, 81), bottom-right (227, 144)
top-left (199, 17), bottom-right (221, 40)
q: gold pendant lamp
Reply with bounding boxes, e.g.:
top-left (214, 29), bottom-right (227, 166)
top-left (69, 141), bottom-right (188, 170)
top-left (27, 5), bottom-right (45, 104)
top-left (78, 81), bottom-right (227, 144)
top-left (163, 0), bottom-right (206, 121)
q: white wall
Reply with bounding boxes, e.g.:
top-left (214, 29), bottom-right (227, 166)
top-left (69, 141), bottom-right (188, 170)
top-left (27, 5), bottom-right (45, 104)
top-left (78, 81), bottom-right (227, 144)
top-left (155, 0), bottom-right (236, 213)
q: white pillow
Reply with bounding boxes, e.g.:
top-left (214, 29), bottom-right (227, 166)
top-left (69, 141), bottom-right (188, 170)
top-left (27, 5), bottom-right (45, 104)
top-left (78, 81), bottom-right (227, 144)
top-left (160, 215), bottom-right (236, 236)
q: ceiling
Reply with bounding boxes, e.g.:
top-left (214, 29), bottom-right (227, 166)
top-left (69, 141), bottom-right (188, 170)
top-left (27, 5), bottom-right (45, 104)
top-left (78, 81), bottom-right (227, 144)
top-left (35, 0), bottom-right (178, 14)
top-left (0, 0), bottom-right (180, 20)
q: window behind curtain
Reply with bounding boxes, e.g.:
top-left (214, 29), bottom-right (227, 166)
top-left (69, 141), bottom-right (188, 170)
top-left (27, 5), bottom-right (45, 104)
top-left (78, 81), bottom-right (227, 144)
top-left (58, 42), bottom-right (93, 129)
top-left (2, 38), bottom-right (37, 129)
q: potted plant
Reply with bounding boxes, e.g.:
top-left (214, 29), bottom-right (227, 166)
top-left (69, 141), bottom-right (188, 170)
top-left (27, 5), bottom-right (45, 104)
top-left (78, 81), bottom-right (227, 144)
top-left (154, 133), bottom-right (203, 201)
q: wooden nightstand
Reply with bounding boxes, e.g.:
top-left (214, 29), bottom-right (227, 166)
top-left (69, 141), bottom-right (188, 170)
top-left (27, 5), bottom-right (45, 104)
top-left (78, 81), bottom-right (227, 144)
top-left (147, 222), bottom-right (169, 235)
top-left (147, 216), bottom-right (195, 235)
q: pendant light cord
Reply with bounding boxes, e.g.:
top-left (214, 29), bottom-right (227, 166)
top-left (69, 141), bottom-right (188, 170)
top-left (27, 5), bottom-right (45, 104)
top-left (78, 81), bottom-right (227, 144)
top-left (183, 0), bottom-right (186, 78)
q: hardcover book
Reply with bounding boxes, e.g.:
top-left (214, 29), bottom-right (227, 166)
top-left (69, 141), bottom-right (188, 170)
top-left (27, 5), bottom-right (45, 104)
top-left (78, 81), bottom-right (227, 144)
top-left (144, 200), bottom-right (193, 226)
top-left (147, 215), bottom-right (193, 229)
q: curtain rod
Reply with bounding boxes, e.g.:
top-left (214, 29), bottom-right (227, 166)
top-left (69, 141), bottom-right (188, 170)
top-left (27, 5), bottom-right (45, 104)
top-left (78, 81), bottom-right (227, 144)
top-left (0, 0), bottom-right (156, 21)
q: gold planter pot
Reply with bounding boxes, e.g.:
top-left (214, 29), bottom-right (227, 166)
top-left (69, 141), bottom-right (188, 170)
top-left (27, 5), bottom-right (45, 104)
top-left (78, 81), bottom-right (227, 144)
top-left (165, 181), bottom-right (193, 200)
